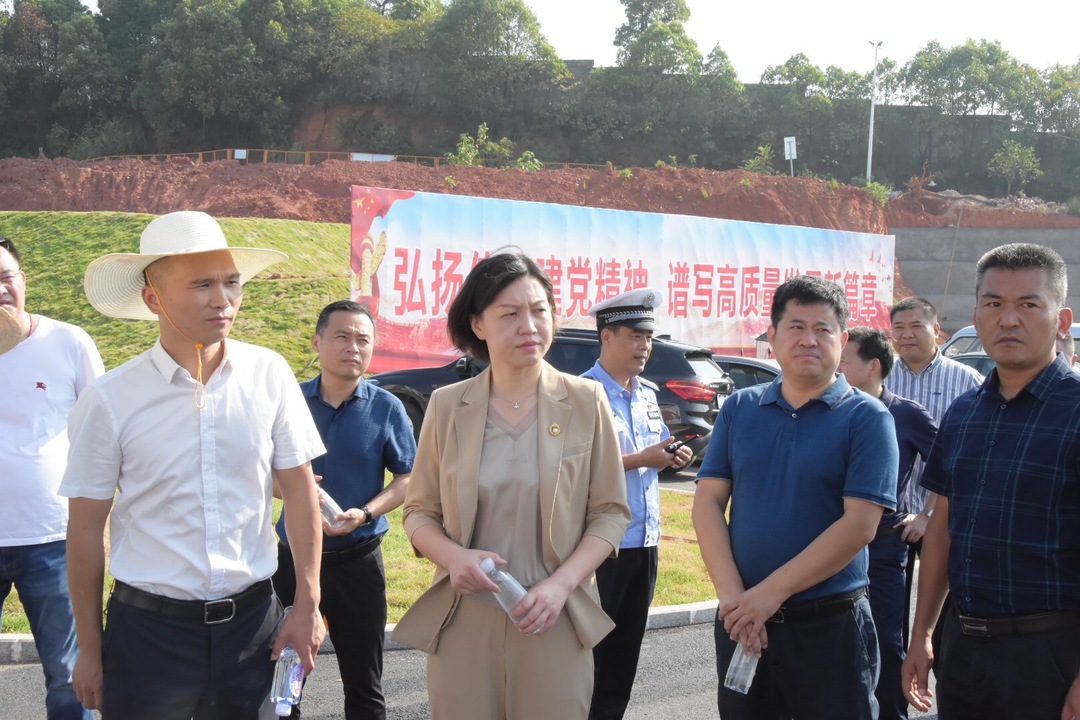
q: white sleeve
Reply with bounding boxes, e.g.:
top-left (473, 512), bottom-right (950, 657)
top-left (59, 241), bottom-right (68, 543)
top-left (270, 355), bottom-right (325, 470)
top-left (59, 384), bottom-right (121, 500)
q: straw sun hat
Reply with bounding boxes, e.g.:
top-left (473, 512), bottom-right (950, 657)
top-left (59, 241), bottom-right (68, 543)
top-left (0, 306), bottom-right (24, 355)
top-left (84, 211), bottom-right (287, 320)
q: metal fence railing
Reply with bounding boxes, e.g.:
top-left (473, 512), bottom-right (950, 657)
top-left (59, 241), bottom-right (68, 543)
top-left (86, 148), bottom-right (606, 171)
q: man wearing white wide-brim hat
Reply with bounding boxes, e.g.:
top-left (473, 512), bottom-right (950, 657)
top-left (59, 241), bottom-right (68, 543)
top-left (59, 211), bottom-right (327, 719)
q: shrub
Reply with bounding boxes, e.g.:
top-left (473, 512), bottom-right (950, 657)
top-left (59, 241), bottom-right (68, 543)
top-left (1066, 197), bottom-right (1080, 217)
top-left (741, 144), bottom-right (776, 175)
top-left (864, 181), bottom-right (891, 206)
top-left (516, 151), bottom-right (543, 171)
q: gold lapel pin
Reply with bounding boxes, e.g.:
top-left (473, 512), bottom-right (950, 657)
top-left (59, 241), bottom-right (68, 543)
top-left (548, 423), bottom-right (561, 436)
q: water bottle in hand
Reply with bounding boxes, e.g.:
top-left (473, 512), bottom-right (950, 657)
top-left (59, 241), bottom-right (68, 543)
top-left (479, 557), bottom-right (527, 618)
top-left (723, 645), bottom-right (758, 694)
top-left (317, 487), bottom-right (346, 531)
top-left (270, 607), bottom-right (305, 717)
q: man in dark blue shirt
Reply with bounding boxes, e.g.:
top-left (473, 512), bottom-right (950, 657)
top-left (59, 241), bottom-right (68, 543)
top-left (274, 300), bottom-right (416, 720)
top-left (840, 326), bottom-right (938, 720)
top-left (694, 275), bottom-right (898, 720)
top-left (903, 243), bottom-right (1080, 720)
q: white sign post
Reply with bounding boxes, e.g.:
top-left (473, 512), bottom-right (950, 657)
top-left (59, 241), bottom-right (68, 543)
top-left (783, 136), bottom-right (797, 177)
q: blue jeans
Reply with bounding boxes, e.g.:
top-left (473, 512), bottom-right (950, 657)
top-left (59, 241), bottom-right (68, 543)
top-left (867, 531), bottom-right (910, 720)
top-left (0, 540), bottom-right (93, 720)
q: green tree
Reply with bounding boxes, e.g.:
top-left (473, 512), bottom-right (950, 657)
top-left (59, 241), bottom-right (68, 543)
top-left (987, 139), bottom-right (1042, 197)
top-left (1, 0), bottom-right (93, 153)
top-left (366, 0), bottom-right (437, 19)
top-left (613, 0), bottom-right (689, 50)
top-left (53, 14), bottom-right (123, 122)
top-left (428, 0), bottom-right (568, 122)
top-left (136, 0), bottom-right (280, 146)
top-left (1037, 63), bottom-right (1080, 134)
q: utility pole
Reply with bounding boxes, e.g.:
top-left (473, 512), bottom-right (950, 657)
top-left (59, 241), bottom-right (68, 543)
top-left (866, 41), bottom-right (883, 184)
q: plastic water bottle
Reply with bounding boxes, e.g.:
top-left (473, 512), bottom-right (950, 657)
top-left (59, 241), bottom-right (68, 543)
top-left (317, 487), bottom-right (346, 531)
top-left (479, 557), bottom-right (527, 618)
top-left (723, 645), bottom-right (759, 694)
top-left (270, 608), bottom-right (304, 717)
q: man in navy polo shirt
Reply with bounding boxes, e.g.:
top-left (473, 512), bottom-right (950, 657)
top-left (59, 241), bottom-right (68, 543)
top-left (839, 326), bottom-right (938, 720)
top-left (903, 244), bottom-right (1080, 720)
top-left (693, 275), bottom-right (898, 719)
top-left (274, 300), bottom-right (416, 720)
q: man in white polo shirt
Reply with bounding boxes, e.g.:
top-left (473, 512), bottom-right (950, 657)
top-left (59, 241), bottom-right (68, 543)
top-left (61, 211), bottom-right (326, 719)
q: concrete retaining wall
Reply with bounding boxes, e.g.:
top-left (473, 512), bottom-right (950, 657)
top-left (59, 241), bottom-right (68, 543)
top-left (892, 228), bottom-right (1080, 334)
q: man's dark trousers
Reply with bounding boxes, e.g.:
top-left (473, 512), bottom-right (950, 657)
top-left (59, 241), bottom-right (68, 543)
top-left (102, 587), bottom-right (280, 719)
top-left (715, 594), bottom-right (880, 720)
top-left (589, 545), bottom-right (658, 720)
top-left (275, 539), bottom-right (387, 720)
top-left (936, 611), bottom-right (1080, 720)
top-left (868, 530), bottom-right (909, 720)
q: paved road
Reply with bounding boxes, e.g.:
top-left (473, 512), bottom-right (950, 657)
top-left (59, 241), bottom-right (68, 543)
top-left (0, 621), bottom-right (937, 719)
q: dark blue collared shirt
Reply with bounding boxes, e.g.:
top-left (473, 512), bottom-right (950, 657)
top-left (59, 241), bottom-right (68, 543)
top-left (878, 387), bottom-right (938, 523)
top-left (921, 354), bottom-right (1080, 616)
top-left (698, 374), bottom-right (898, 602)
top-left (276, 376), bottom-right (416, 551)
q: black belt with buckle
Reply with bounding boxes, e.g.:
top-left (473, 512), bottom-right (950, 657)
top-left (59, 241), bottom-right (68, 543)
top-left (111, 579), bottom-right (273, 625)
top-left (951, 604), bottom-right (1080, 637)
top-left (768, 587), bottom-right (867, 624)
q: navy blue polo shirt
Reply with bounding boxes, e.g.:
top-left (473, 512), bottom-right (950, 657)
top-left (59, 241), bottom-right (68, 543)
top-left (276, 376), bottom-right (416, 551)
top-left (697, 374), bottom-right (898, 602)
top-left (878, 387), bottom-right (938, 523)
top-left (921, 354), bottom-right (1080, 616)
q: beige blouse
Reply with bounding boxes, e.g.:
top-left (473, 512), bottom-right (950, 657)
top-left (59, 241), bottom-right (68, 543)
top-left (469, 406), bottom-right (548, 609)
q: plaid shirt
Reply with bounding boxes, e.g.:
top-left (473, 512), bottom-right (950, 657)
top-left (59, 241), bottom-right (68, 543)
top-left (885, 350), bottom-right (983, 511)
top-left (921, 354), bottom-right (1080, 616)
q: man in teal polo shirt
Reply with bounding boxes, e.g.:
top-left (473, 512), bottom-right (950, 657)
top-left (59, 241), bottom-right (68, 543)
top-left (693, 275), bottom-right (898, 719)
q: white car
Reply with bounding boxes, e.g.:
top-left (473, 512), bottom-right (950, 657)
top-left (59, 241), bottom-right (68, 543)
top-left (941, 323), bottom-right (1080, 357)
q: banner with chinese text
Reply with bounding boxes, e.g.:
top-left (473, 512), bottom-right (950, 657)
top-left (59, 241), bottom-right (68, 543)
top-left (350, 186), bottom-right (894, 372)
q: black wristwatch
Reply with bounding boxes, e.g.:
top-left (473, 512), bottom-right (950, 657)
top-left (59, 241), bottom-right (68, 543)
top-left (360, 506), bottom-right (374, 526)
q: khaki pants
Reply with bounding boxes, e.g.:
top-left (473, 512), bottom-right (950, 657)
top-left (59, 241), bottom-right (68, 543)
top-left (427, 596), bottom-right (593, 720)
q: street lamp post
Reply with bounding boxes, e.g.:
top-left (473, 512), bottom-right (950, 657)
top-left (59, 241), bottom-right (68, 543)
top-left (866, 41), bottom-right (883, 183)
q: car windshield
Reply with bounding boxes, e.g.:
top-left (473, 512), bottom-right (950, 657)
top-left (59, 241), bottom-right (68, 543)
top-left (943, 336), bottom-right (983, 356)
top-left (687, 356), bottom-right (729, 382)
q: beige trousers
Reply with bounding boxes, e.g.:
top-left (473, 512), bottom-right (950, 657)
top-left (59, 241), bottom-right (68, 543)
top-left (426, 596), bottom-right (593, 720)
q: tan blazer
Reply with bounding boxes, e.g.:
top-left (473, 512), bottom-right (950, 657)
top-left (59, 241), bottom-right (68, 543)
top-left (391, 360), bottom-right (630, 653)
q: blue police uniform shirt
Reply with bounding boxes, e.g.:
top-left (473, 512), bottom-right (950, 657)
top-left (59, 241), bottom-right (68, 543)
top-left (697, 374), bottom-right (898, 602)
top-left (582, 360), bottom-right (666, 548)
top-left (276, 375), bottom-right (417, 551)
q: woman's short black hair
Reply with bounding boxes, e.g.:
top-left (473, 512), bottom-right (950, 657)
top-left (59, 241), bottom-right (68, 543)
top-left (446, 250), bottom-right (556, 363)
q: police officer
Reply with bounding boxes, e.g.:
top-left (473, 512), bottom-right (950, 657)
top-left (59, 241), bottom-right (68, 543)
top-left (583, 288), bottom-right (692, 720)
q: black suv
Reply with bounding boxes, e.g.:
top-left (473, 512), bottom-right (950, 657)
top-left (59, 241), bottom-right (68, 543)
top-left (368, 328), bottom-right (733, 462)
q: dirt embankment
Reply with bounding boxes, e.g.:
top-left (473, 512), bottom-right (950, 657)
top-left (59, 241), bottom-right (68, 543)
top-left (2, 157), bottom-right (1078, 234)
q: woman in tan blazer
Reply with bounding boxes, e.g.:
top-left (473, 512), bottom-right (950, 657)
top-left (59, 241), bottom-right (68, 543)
top-left (392, 251), bottom-right (630, 719)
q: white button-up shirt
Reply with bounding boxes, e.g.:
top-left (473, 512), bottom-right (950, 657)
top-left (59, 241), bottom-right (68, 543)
top-left (60, 339), bottom-right (325, 601)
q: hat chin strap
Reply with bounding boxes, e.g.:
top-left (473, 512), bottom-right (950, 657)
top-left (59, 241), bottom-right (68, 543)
top-left (146, 276), bottom-right (207, 410)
